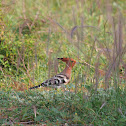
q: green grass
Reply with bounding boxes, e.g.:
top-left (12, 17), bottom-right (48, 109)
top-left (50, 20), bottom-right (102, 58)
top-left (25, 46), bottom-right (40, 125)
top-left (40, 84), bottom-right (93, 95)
top-left (0, 0), bottom-right (126, 125)
top-left (1, 88), bottom-right (126, 125)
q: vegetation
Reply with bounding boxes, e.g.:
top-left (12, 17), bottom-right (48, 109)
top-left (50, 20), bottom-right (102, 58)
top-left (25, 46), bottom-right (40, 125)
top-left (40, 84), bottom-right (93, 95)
top-left (1, 88), bottom-right (126, 125)
top-left (0, 0), bottom-right (126, 125)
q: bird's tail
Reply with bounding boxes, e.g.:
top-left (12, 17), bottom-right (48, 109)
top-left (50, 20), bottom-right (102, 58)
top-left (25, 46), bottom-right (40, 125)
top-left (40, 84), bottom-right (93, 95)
top-left (29, 83), bottom-right (45, 89)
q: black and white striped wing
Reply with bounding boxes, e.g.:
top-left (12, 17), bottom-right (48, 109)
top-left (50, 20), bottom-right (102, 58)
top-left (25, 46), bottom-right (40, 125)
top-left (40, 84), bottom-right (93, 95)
top-left (29, 74), bottom-right (70, 89)
top-left (41, 74), bottom-right (70, 87)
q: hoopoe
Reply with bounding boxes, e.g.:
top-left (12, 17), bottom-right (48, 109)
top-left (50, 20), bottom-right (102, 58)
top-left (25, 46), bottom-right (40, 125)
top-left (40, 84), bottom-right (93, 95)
top-left (29, 58), bottom-right (76, 89)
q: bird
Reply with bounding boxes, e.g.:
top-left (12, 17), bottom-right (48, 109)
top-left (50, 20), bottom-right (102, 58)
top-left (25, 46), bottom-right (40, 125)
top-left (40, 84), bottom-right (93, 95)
top-left (29, 58), bottom-right (76, 89)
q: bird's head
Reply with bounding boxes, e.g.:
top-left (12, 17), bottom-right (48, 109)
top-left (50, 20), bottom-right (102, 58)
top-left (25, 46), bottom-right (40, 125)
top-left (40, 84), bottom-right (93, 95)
top-left (57, 58), bottom-right (76, 67)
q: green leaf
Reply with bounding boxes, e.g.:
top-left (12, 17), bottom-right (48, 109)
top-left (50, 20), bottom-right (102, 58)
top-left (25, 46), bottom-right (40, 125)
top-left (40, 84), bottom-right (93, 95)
top-left (0, 55), bottom-right (4, 59)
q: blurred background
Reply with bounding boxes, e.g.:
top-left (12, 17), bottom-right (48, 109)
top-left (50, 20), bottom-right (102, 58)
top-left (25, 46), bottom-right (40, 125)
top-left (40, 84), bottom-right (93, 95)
top-left (0, 0), bottom-right (126, 91)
